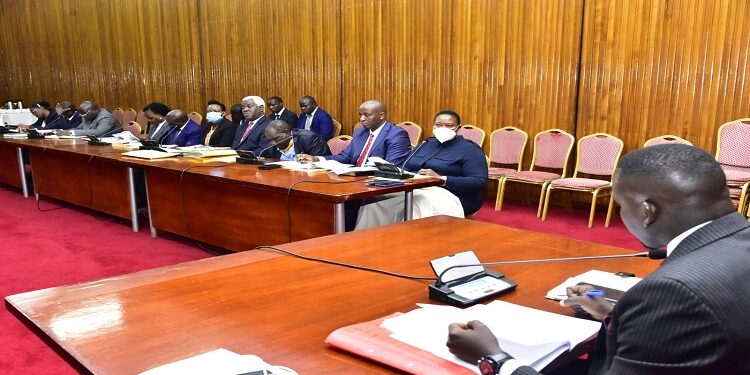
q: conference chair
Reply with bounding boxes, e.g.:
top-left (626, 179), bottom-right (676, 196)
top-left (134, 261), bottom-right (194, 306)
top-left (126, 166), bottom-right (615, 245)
top-left (495, 129), bottom-right (575, 214)
top-left (457, 125), bottom-right (486, 147)
top-left (332, 119), bottom-right (342, 137)
top-left (353, 122), bottom-right (363, 134)
top-left (328, 135), bottom-right (353, 156)
top-left (541, 133), bottom-right (624, 228)
top-left (644, 135), bottom-right (692, 147)
top-left (112, 108), bottom-right (124, 123)
top-left (122, 108), bottom-right (137, 126)
top-left (188, 112), bottom-right (203, 125)
top-left (488, 127), bottom-right (527, 179)
top-left (135, 110), bottom-right (148, 134)
top-left (396, 121), bottom-right (423, 147)
top-left (124, 121), bottom-right (142, 138)
top-left (715, 118), bottom-right (750, 214)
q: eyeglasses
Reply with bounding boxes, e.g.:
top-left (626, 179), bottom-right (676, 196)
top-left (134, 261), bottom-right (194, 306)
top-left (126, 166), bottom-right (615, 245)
top-left (78, 109), bottom-right (91, 116)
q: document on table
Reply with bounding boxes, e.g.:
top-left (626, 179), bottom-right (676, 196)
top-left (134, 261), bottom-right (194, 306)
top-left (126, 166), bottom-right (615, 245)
top-left (381, 301), bottom-right (601, 373)
top-left (545, 270), bottom-right (642, 302)
top-left (138, 348), bottom-right (296, 375)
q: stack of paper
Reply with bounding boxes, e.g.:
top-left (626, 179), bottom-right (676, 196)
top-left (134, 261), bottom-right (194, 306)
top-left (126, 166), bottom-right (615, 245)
top-left (545, 270), bottom-right (642, 302)
top-left (381, 301), bottom-right (601, 372)
top-left (139, 348), bottom-right (297, 375)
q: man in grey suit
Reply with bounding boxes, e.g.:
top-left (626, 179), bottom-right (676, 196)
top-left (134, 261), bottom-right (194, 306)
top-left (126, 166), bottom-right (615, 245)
top-left (56, 101), bottom-right (120, 137)
top-left (447, 144), bottom-right (750, 374)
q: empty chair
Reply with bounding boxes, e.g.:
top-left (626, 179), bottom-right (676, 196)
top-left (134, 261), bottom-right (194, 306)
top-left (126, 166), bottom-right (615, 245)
top-left (332, 119), bottom-right (342, 137)
top-left (121, 108), bottom-right (137, 126)
top-left (488, 127), bottom-right (527, 178)
top-left (188, 111), bottom-right (203, 125)
top-left (327, 135), bottom-right (353, 156)
top-left (541, 133), bottom-right (624, 228)
top-left (397, 121), bottom-right (423, 147)
top-left (124, 121), bottom-right (142, 138)
top-left (135, 110), bottom-right (148, 133)
top-left (715, 118), bottom-right (750, 214)
top-left (111, 107), bottom-right (124, 123)
top-left (457, 124), bottom-right (486, 147)
top-left (644, 135), bottom-right (692, 147)
top-left (495, 129), bottom-right (575, 213)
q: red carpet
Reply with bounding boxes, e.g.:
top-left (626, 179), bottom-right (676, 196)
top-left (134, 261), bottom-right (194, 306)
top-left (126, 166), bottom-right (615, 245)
top-left (0, 187), bottom-right (213, 375)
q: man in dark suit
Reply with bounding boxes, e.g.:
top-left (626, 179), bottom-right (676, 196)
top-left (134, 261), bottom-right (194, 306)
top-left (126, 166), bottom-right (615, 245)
top-left (446, 144), bottom-right (750, 374)
top-left (161, 109), bottom-right (202, 147)
top-left (20, 101), bottom-right (64, 130)
top-left (232, 95), bottom-right (271, 154)
top-left (297, 96), bottom-right (334, 141)
top-left (55, 101), bottom-right (81, 129)
top-left (267, 96), bottom-right (299, 127)
top-left (201, 99), bottom-right (237, 147)
top-left (263, 119), bottom-right (330, 160)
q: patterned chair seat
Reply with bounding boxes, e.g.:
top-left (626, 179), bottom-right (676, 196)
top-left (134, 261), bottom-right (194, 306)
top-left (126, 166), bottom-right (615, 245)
top-left (550, 177), bottom-right (610, 190)
top-left (488, 167), bottom-right (516, 177)
top-left (505, 170), bottom-right (560, 183)
top-left (724, 170), bottom-right (750, 184)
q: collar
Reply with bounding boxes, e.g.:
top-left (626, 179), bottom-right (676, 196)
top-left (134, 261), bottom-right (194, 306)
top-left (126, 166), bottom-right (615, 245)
top-left (666, 221), bottom-right (712, 257)
top-left (368, 121), bottom-right (386, 137)
top-left (177, 120), bottom-right (189, 131)
top-left (277, 107), bottom-right (286, 116)
top-left (307, 107), bottom-right (318, 118)
top-left (280, 138), bottom-right (294, 153)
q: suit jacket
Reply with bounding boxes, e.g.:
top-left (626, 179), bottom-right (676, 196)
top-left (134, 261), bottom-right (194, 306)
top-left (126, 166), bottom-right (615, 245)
top-left (266, 129), bottom-right (331, 159)
top-left (72, 109), bottom-right (120, 137)
top-left (163, 119), bottom-right (203, 147)
top-left (404, 136), bottom-right (488, 215)
top-left (296, 107), bottom-right (334, 141)
top-left (267, 108), bottom-right (299, 129)
top-left (331, 121), bottom-right (411, 166)
top-left (510, 212), bottom-right (750, 375)
top-left (61, 112), bottom-right (82, 130)
top-left (232, 116), bottom-right (271, 154)
top-left (31, 111), bottom-right (63, 129)
top-left (201, 118), bottom-right (238, 147)
top-left (147, 121), bottom-right (169, 142)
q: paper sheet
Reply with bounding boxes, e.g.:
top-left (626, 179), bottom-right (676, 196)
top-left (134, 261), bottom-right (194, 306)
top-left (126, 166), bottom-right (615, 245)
top-left (545, 270), bottom-right (642, 301)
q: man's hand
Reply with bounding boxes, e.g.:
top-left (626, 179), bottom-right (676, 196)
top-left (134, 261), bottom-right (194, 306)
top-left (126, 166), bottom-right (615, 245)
top-left (561, 284), bottom-right (614, 321)
top-left (296, 154), bottom-right (318, 163)
top-left (446, 320), bottom-right (501, 363)
top-left (17, 124), bottom-right (30, 132)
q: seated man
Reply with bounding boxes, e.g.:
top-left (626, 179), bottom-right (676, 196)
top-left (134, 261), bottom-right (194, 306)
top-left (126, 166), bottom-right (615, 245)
top-left (232, 96), bottom-right (271, 154)
top-left (56, 101), bottom-right (120, 137)
top-left (19, 101), bottom-right (63, 130)
top-left (202, 99), bottom-right (237, 147)
top-left (446, 144), bottom-right (750, 374)
top-left (263, 120), bottom-right (330, 160)
top-left (355, 110), bottom-right (488, 230)
top-left (297, 95), bottom-right (334, 141)
top-left (143, 102), bottom-right (172, 142)
top-left (162, 109), bottom-right (202, 147)
top-left (55, 101), bottom-right (82, 129)
top-left (267, 96), bottom-right (299, 126)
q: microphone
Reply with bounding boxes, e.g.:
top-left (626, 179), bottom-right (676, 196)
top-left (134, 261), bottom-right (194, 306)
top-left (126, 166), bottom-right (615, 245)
top-left (373, 139), bottom-right (430, 179)
top-left (257, 134), bottom-right (294, 158)
top-left (157, 125), bottom-right (178, 146)
top-left (42, 116), bottom-right (62, 129)
top-left (399, 139), bottom-right (428, 173)
top-left (99, 125), bottom-right (124, 138)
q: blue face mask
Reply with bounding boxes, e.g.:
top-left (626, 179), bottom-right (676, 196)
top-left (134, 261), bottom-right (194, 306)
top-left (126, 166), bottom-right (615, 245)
top-left (206, 112), bottom-right (223, 123)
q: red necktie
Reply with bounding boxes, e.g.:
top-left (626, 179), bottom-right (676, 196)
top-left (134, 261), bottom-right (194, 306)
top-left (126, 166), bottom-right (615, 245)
top-left (356, 132), bottom-right (375, 167)
top-left (241, 119), bottom-right (255, 140)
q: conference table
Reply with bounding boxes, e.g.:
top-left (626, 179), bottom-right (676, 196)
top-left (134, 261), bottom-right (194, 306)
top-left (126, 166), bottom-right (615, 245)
top-left (6, 216), bottom-right (660, 374)
top-left (0, 136), bottom-right (442, 250)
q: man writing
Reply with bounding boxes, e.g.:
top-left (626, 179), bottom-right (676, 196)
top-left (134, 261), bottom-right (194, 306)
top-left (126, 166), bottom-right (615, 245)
top-left (263, 120), bottom-right (330, 160)
top-left (447, 144), bottom-right (750, 374)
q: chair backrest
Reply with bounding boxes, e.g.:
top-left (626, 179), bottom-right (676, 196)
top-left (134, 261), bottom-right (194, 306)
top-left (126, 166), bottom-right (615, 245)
top-left (529, 129), bottom-right (575, 176)
top-left (125, 121), bottom-right (142, 137)
top-left (122, 108), bottom-right (137, 125)
top-left (573, 133), bottom-right (624, 178)
top-left (457, 125), bottom-right (486, 147)
top-left (396, 121), bottom-right (423, 147)
top-left (332, 119), bottom-right (342, 137)
top-left (644, 135), bottom-right (692, 147)
top-left (188, 111), bottom-right (203, 124)
top-left (716, 119), bottom-right (750, 169)
top-left (489, 126), bottom-right (528, 170)
top-left (353, 122), bottom-right (363, 134)
top-left (112, 107), bottom-right (124, 123)
top-left (327, 135), bottom-right (352, 155)
top-left (135, 110), bottom-right (148, 133)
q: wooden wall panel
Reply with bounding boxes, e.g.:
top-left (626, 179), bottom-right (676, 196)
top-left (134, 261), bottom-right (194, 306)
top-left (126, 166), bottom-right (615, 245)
top-left (577, 0), bottom-right (750, 154)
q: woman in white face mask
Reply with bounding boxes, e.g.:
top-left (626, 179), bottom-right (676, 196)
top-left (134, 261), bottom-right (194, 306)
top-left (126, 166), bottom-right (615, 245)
top-left (201, 100), bottom-right (239, 147)
top-left (355, 110), bottom-right (489, 230)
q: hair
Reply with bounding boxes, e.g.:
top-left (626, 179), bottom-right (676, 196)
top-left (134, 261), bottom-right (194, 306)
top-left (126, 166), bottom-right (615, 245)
top-left (242, 95), bottom-right (266, 108)
top-left (267, 119), bottom-right (292, 133)
top-left (30, 101), bottom-right (50, 110)
top-left (230, 103), bottom-right (243, 116)
top-left (434, 110), bottom-right (461, 125)
top-left (268, 96), bottom-right (283, 103)
top-left (617, 144), bottom-right (727, 198)
top-left (207, 99), bottom-right (226, 112)
top-left (300, 95), bottom-right (317, 105)
top-left (143, 102), bottom-right (171, 116)
top-left (58, 101), bottom-right (75, 110)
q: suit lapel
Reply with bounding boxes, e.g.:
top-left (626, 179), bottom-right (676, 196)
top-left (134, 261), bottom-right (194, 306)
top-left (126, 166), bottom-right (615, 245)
top-left (666, 212), bottom-right (750, 264)
top-left (368, 122), bottom-right (391, 155)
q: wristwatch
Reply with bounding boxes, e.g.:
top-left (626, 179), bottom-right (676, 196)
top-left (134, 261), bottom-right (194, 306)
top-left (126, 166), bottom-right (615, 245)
top-left (478, 351), bottom-right (514, 375)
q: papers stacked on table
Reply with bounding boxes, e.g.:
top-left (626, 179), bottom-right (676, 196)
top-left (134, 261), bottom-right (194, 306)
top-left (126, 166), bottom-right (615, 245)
top-left (139, 348), bottom-right (297, 375)
top-left (545, 270), bottom-right (642, 302)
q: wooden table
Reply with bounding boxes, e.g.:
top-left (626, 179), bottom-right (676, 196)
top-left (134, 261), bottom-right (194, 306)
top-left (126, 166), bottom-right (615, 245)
top-left (6, 217), bottom-right (660, 375)
top-left (0, 137), bottom-right (26, 195)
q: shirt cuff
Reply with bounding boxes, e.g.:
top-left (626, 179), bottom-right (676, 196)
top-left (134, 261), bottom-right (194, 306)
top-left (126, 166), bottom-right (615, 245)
top-left (499, 359), bottom-right (524, 375)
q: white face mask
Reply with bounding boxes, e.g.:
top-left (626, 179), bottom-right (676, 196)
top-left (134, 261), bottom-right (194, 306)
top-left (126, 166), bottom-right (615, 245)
top-left (433, 127), bottom-right (457, 143)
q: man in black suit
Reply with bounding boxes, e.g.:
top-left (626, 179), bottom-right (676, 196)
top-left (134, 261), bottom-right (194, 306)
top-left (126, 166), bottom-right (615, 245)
top-left (231, 95), bottom-right (271, 154)
top-left (447, 144), bottom-right (750, 374)
top-left (201, 99), bottom-right (237, 147)
top-left (267, 96), bottom-right (299, 127)
top-left (263, 119), bottom-right (330, 160)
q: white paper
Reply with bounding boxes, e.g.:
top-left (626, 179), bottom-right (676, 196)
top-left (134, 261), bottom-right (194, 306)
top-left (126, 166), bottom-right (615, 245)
top-left (138, 348), bottom-right (296, 375)
top-left (546, 270), bottom-right (642, 301)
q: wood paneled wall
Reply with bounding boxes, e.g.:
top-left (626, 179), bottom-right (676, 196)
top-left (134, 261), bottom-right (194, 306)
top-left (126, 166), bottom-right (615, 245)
top-left (1, 0), bottom-right (748, 157)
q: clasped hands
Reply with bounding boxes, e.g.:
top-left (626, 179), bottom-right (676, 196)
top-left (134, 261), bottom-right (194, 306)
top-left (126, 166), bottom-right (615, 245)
top-left (446, 284), bottom-right (614, 363)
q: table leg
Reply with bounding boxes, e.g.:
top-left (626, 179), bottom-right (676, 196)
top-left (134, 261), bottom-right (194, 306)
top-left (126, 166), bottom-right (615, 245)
top-left (127, 167), bottom-right (139, 232)
top-left (334, 202), bottom-right (345, 233)
top-left (16, 147), bottom-right (28, 198)
top-left (144, 173), bottom-right (158, 238)
top-left (404, 190), bottom-right (414, 221)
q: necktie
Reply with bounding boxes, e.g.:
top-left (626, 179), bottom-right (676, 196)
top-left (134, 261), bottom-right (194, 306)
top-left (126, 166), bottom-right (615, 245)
top-left (241, 119), bottom-right (255, 140)
top-left (356, 132), bottom-right (375, 167)
top-left (275, 114), bottom-right (281, 120)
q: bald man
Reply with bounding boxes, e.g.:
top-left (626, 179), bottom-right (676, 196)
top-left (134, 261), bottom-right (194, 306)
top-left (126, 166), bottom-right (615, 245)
top-left (297, 96), bottom-right (334, 141)
top-left (447, 144), bottom-right (750, 374)
top-left (56, 101), bottom-right (120, 137)
top-left (161, 109), bottom-right (202, 147)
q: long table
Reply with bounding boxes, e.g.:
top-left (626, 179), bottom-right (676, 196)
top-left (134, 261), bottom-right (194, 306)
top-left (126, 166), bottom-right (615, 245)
top-left (0, 136), bottom-right (442, 250)
top-left (5, 216), bottom-right (659, 374)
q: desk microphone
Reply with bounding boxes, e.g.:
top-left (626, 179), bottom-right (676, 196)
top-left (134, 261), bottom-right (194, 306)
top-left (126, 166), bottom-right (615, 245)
top-left (41, 116), bottom-right (62, 129)
top-left (373, 139), bottom-right (429, 179)
top-left (237, 134), bottom-right (295, 165)
top-left (258, 134), bottom-right (294, 158)
top-left (399, 139), bottom-right (428, 173)
top-left (99, 125), bottom-right (124, 138)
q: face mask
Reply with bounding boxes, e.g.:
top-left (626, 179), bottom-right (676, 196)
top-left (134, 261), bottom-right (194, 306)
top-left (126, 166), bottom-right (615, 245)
top-left (206, 112), bottom-right (223, 123)
top-left (433, 127), bottom-right (457, 143)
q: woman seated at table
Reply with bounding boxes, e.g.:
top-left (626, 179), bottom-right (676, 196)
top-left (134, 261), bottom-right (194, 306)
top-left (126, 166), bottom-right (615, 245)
top-left (18, 101), bottom-right (65, 130)
top-left (355, 110), bottom-right (487, 230)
